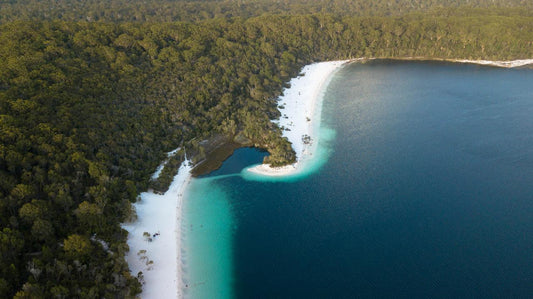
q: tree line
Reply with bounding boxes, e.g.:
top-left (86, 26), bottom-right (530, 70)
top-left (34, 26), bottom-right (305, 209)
top-left (0, 0), bottom-right (531, 23)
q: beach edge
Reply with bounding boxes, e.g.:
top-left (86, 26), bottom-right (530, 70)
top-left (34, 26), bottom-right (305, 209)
top-left (122, 160), bottom-right (192, 299)
top-left (246, 60), bottom-right (349, 177)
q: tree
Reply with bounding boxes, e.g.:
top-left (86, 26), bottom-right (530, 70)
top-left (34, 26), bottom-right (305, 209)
top-left (74, 201), bottom-right (103, 231)
top-left (63, 234), bottom-right (91, 258)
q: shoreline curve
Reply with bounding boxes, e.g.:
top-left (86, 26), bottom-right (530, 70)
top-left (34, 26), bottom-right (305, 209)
top-left (246, 60), bottom-right (349, 177)
top-left (246, 57), bottom-right (532, 178)
top-left (123, 56), bottom-right (532, 298)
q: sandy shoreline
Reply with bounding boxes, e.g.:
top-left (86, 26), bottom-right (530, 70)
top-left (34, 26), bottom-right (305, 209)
top-left (375, 57), bottom-right (533, 68)
top-left (437, 58), bottom-right (533, 68)
top-left (122, 159), bottom-right (192, 299)
top-left (247, 57), bottom-right (531, 177)
top-left (247, 60), bottom-right (349, 177)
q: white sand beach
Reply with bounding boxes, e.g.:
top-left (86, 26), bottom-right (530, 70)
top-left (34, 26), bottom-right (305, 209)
top-left (247, 60), bottom-right (348, 176)
top-left (450, 58), bottom-right (533, 68)
top-left (395, 57), bottom-right (533, 68)
top-left (246, 57), bottom-right (531, 177)
top-left (122, 159), bottom-right (192, 299)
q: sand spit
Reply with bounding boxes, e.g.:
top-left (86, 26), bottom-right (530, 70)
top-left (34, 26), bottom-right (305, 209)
top-left (247, 60), bottom-right (348, 176)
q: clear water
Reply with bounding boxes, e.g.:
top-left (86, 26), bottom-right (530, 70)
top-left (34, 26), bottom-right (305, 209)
top-left (182, 61), bottom-right (533, 298)
top-left (241, 124), bottom-right (337, 183)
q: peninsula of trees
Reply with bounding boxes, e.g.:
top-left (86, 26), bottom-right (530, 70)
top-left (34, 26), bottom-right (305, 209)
top-left (0, 0), bottom-right (532, 297)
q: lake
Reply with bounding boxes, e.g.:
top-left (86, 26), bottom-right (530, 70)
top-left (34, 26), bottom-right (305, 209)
top-left (182, 61), bottom-right (533, 298)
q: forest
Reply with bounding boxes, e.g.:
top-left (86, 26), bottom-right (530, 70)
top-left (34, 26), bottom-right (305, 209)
top-left (0, 0), bottom-right (532, 297)
top-left (1, 0), bottom-right (532, 23)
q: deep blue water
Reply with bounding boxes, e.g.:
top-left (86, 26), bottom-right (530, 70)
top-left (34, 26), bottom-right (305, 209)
top-left (185, 61), bottom-right (533, 298)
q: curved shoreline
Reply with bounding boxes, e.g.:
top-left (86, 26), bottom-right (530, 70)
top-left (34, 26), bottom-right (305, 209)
top-left (246, 60), bottom-right (349, 177)
top-left (246, 57), bottom-right (532, 178)
top-left (124, 57), bottom-right (532, 298)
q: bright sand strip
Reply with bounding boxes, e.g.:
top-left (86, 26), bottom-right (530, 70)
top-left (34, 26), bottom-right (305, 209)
top-left (393, 57), bottom-right (533, 68)
top-left (122, 159), bottom-right (192, 299)
top-left (448, 58), bottom-right (533, 68)
top-left (247, 60), bottom-right (348, 176)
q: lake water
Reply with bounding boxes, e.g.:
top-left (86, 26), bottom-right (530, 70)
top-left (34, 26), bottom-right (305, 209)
top-left (182, 61), bottom-right (533, 298)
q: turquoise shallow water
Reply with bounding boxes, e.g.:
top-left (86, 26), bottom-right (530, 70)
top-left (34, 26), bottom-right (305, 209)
top-left (181, 178), bottom-right (234, 299)
top-left (241, 124), bottom-right (337, 183)
top-left (182, 61), bottom-right (533, 298)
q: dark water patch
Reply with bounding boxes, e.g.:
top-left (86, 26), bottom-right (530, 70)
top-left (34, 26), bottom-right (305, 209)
top-left (231, 61), bottom-right (533, 298)
top-left (196, 147), bottom-right (268, 178)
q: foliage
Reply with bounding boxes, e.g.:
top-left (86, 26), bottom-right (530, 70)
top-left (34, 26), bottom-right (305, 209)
top-left (0, 0), bottom-right (531, 23)
top-left (150, 152), bottom-right (185, 194)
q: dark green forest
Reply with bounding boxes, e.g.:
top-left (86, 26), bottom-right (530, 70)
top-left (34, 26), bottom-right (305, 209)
top-left (0, 0), bottom-right (532, 297)
top-left (1, 0), bottom-right (532, 23)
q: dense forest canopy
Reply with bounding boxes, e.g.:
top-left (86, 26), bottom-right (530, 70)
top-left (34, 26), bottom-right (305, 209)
top-left (1, 0), bottom-right (532, 23)
top-left (0, 0), bottom-right (532, 297)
